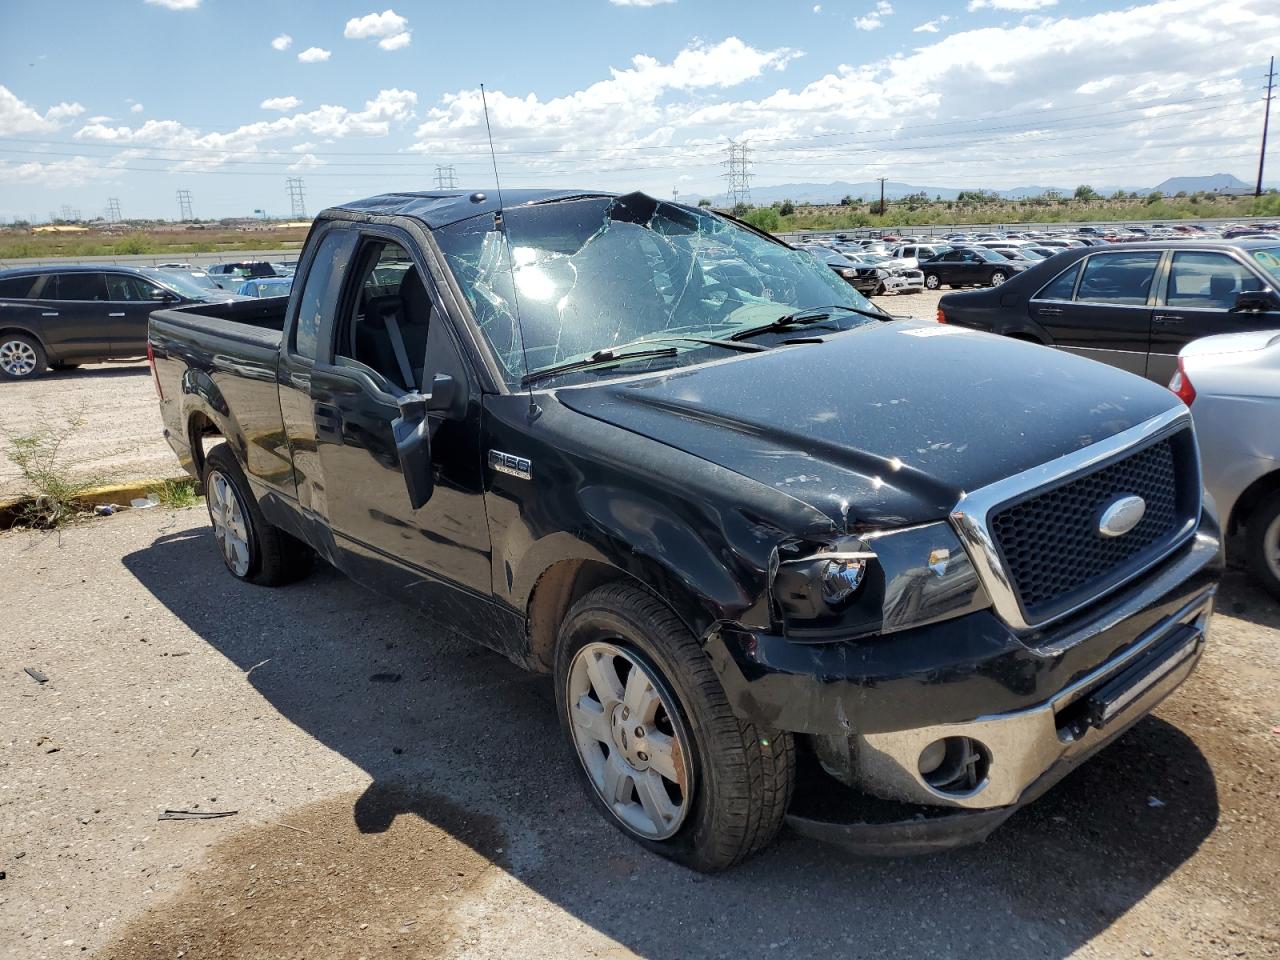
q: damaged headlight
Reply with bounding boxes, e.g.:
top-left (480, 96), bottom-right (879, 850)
top-left (770, 522), bottom-right (991, 641)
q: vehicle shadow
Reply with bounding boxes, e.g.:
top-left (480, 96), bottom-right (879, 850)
top-left (38, 362), bottom-right (149, 382)
top-left (122, 525), bottom-right (1220, 960)
top-left (1216, 567), bottom-right (1280, 630)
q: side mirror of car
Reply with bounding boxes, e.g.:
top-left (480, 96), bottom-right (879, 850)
top-left (424, 373), bottom-right (456, 413)
top-left (1230, 290), bottom-right (1279, 314)
top-left (151, 290), bottom-right (178, 302)
top-left (393, 391), bottom-right (434, 509)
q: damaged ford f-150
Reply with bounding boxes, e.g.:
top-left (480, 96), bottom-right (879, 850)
top-left (148, 190), bottom-right (1221, 871)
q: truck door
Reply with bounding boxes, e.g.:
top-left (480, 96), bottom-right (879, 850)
top-left (308, 229), bottom-right (493, 607)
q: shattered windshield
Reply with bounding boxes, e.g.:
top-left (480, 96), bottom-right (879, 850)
top-left (434, 193), bottom-right (879, 387)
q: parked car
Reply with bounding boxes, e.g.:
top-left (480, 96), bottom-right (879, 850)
top-left (804, 247), bottom-right (889, 295)
top-left (203, 261), bottom-right (286, 290)
top-left (156, 266), bottom-right (222, 292)
top-left (148, 188), bottom-right (1219, 870)
top-left (919, 247), bottom-right (1025, 289)
top-left (889, 242), bottom-right (950, 268)
top-left (236, 276), bottom-right (295, 298)
top-left (0, 264), bottom-right (244, 380)
top-left (935, 240), bottom-right (1280, 383)
top-left (1171, 329), bottom-right (1280, 597)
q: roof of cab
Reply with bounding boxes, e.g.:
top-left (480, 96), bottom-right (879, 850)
top-left (320, 189), bottom-right (613, 230)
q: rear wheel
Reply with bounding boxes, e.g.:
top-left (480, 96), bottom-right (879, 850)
top-left (203, 443), bottom-right (312, 586)
top-left (0, 334), bottom-right (46, 380)
top-left (989, 271), bottom-right (1008, 286)
top-left (555, 582), bottom-right (794, 872)
top-left (924, 274), bottom-right (941, 290)
top-left (1245, 491), bottom-right (1280, 600)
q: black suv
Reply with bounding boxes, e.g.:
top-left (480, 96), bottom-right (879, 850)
top-left (936, 240), bottom-right (1280, 382)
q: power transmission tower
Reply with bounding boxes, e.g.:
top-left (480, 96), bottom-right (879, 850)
top-left (877, 177), bottom-right (888, 216)
top-left (176, 189), bottom-right (194, 222)
top-left (106, 198), bottom-right (122, 223)
top-left (721, 141), bottom-right (753, 208)
top-left (433, 164), bottom-right (457, 189)
top-left (286, 178), bottom-right (307, 219)
top-left (1259, 56), bottom-right (1275, 197)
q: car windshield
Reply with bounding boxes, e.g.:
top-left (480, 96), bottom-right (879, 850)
top-left (975, 248), bottom-right (1010, 262)
top-left (435, 193), bottom-right (879, 387)
top-left (1251, 247), bottom-right (1280, 282)
top-left (140, 267), bottom-right (216, 299)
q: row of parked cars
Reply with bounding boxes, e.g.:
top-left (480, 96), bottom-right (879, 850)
top-left (0, 261), bottom-right (296, 379)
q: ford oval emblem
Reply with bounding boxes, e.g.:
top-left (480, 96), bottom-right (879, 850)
top-left (1099, 495), bottom-right (1146, 538)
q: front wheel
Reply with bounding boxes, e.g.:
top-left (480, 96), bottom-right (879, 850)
top-left (1246, 491), bottom-right (1280, 600)
top-left (0, 334), bottom-right (46, 380)
top-left (989, 271), bottom-right (1008, 286)
top-left (555, 582), bottom-right (794, 872)
top-left (924, 274), bottom-right (941, 290)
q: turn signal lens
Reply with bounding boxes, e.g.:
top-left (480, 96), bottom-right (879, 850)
top-left (936, 308), bottom-right (947, 324)
top-left (1169, 358), bottom-right (1195, 406)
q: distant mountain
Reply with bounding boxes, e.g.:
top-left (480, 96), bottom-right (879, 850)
top-left (1151, 173), bottom-right (1251, 195)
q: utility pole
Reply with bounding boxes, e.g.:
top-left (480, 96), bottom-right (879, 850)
top-left (1259, 56), bottom-right (1275, 197)
top-left (722, 141), bottom-right (753, 208)
top-left (286, 177), bottom-right (307, 219)
top-left (176, 189), bottom-right (194, 222)
top-left (106, 198), bottom-right (122, 223)
top-left (877, 177), bottom-right (888, 216)
top-left (433, 164), bottom-right (457, 189)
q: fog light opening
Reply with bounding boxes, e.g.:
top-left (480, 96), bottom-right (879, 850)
top-left (918, 737), bottom-right (989, 795)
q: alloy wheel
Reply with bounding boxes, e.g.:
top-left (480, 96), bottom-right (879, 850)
top-left (990, 271), bottom-right (1007, 286)
top-left (566, 641), bottom-right (694, 840)
top-left (207, 469), bottom-right (251, 577)
top-left (0, 339), bottom-right (38, 377)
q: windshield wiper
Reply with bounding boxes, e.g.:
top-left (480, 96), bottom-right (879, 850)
top-left (520, 346), bottom-right (678, 387)
top-left (728, 304), bottom-right (888, 342)
top-left (619, 335), bottom-right (767, 354)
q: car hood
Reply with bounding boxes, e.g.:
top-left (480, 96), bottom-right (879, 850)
top-left (1180, 328), bottom-right (1280, 358)
top-left (554, 319), bottom-right (1182, 532)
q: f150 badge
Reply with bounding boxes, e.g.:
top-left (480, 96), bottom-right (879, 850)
top-left (489, 450), bottom-right (532, 480)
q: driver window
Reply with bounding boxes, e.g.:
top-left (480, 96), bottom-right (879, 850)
top-left (335, 240), bottom-right (432, 393)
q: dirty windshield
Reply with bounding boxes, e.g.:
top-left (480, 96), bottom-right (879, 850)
top-left (435, 193), bottom-right (880, 386)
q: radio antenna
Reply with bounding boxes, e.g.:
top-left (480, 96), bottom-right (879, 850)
top-left (480, 83), bottom-right (537, 416)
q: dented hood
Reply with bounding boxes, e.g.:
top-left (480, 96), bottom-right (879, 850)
top-left (554, 320), bottom-right (1182, 531)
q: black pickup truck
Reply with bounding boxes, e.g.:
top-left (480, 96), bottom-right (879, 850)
top-left (149, 190), bottom-right (1221, 871)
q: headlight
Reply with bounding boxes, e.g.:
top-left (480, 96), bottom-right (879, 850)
top-left (839, 268), bottom-right (857, 278)
top-left (770, 523), bottom-right (990, 641)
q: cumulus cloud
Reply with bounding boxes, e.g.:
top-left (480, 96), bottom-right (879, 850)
top-left (288, 153), bottom-right (325, 171)
top-left (297, 47), bottom-right (331, 63)
top-left (130, 103), bottom-right (144, 113)
top-left (261, 96), bottom-right (302, 112)
top-left (344, 9), bottom-right (411, 49)
top-left (854, 0), bottom-right (893, 30)
top-left (144, 0), bottom-right (200, 9)
top-left (914, 14), bottom-right (950, 32)
top-left (968, 0), bottom-right (1056, 10)
top-left (0, 86), bottom-right (86, 135)
top-left (271, 33), bottom-right (292, 51)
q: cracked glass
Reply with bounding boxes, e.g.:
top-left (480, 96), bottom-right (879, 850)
top-left (435, 193), bottom-right (879, 386)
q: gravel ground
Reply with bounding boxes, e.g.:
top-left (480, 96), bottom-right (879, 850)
top-left (1, 507), bottom-right (1276, 960)
top-left (0, 290), bottom-right (942, 503)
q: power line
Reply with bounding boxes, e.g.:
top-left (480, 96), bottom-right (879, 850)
top-left (1259, 56), bottom-right (1275, 197)
top-left (106, 197), bottom-right (122, 222)
top-left (433, 164), bottom-right (457, 188)
top-left (176, 188), bottom-right (193, 221)
top-left (286, 177), bottom-right (306, 218)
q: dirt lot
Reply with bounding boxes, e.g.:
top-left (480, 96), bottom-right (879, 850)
top-left (0, 289), bottom-right (941, 503)
top-left (1, 507), bottom-right (1277, 960)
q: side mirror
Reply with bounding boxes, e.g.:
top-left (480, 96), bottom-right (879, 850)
top-left (151, 290), bottom-right (178, 302)
top-left (424, 373), bottom-right (456, 413)
top-left (1231, 290), bottom-right (1279, 314)
top-left (393, 392), bottom-right (433, 509)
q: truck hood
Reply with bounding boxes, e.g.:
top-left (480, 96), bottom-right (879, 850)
top-left (554, 320), bottom-right (1182, 531)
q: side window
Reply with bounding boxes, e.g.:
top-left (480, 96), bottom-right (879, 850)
top-left (1076, 252), bottom-right (1161, 305)
top-left (0, 275), bottom-right (36, 298)
top-left (52, 273), bottom-right (108, 301)
top-left (1166, 252), bottom-right (1263, 309)
top-left (1035, 261), bottom-right (1081, 301)
top-left (104, 274), bottom-right (142, 301)
top-left (292, 231), bottom-right (347, 361)
top-left (334, 239), bottom-right (432, 393)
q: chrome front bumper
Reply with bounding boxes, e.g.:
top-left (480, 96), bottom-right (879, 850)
top-left (849, 588), bottom-right (1214, 810)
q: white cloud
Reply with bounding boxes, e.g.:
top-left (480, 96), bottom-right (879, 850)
top-left (130, 103), bottom-right (144, 113)
top-left (968, 0), bottom-right (1056, 10)
top-left (144, 0), bottom-right (201, 9)
top-left (812, 3), bottom-right (821, 10)
top-left (271, 33), bottom-right (292, 51)
top-left (261, 96), bottom-right (302, 112)
top-left (854, 1), bottom-right (893, 30)
top-left (609, 0), bottom-right (676, 6)
top-left (86, 114), bottom-right (115, 124)
top-left (0, 86), bottom-right (86, 134)
top-left (297, 47), bottom-right (331, 63)
top-left (913, 14), bottom-right (950, 32)
top-left (288, 153), bottom-right (325, 171)
top-left (344, 9), bottom-right (411, 48)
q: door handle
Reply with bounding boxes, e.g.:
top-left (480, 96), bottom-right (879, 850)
top-left (1152, 314), bottom-right (1184, 325)
top-left (41, 311), bottom-right (59, 317)
top-left (1036, 307), bottom-right (1063, 316)
top-left (108, 312), bottom-right (126, 317)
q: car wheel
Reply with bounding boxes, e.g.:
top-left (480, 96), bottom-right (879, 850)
top-left (874, 282), bottom-right (887, 297)
top-left (203, 443), bottom-right (312, 586)
top-left (0, 333), bottom-right (47, 380)
top-left (1245, 490), bottom-right (1280, 600)
top-left (555, 582), bottom-right (795, 872)
top-left (924, 274), bottom-right (940, 290)
top-left (990, 271), bottom-right (1008, 286)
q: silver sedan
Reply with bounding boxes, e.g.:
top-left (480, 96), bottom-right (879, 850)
top-left (1173, 329), bottom-right (1280, 597)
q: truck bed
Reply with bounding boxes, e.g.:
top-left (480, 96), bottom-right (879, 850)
top-left (150, 297), bottom-right (288, 351)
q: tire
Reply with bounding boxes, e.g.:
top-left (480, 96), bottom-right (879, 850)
top-left (989, 271), bottom-right (1008, 286)
top-left (203, 442), bottom-right (312, 586)
top-left (0, 333), bottom-right (47, 380)
top-left (874, 282), bottom-right (887, 297)
top-left (555, 582), bottom-right (795, 872)
top-left (924, 274), bottom-right (941, 290)
top-left (1245, 490), bottom-right (1280, 600)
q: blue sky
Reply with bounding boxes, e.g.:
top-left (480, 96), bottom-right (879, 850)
top-left (0, 0), bottom-right (1274, 220)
